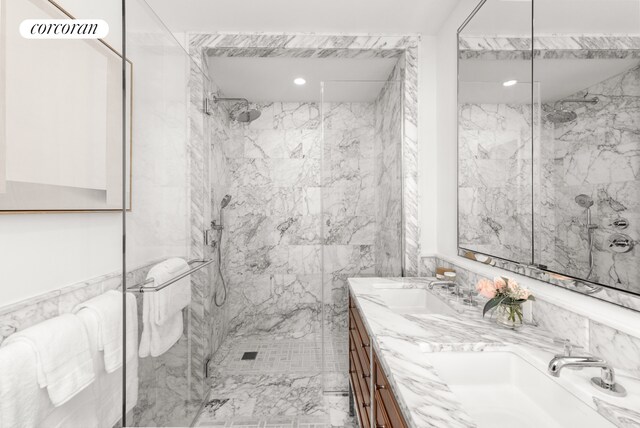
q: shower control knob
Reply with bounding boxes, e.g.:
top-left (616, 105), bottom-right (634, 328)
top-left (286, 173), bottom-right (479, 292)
top-left (611, 218), bottom-right (629, 230)
top-left (608, 234), bottom-right (634, 253)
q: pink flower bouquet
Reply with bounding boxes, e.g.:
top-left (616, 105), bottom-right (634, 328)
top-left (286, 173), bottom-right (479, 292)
top-left (476, 276), bottom-right (535, 323)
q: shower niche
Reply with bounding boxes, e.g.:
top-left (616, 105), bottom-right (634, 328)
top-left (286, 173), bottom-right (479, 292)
top-left (457, 0), bottom-right (640, 309)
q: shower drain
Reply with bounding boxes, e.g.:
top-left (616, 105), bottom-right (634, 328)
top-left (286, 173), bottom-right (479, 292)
top-left (241, 351), bottom-right (258, 360)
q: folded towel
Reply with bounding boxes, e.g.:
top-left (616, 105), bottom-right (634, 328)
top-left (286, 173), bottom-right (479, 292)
top-left (3, 314), bottom-right (95, 407)
top-left (0, 341), bottom-right (46, 428)
top-left (139, 258), bottom-right (191, 358)
top-left (73, 290), bottom-right (136, 373)
top-left (76, 294), bottom-right (138, 428)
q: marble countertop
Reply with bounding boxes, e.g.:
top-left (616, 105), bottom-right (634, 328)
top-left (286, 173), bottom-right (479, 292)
top-left (348, 277), bottom-right (640, 428)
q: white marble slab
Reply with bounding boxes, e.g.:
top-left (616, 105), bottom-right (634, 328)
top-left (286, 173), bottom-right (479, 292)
top-left (348, 277), bottom-right (640, 428)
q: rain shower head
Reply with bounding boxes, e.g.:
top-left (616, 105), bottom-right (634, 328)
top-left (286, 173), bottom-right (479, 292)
top-left (234, 109), bottom-right (261, 123)
top-left (546, 96), bottom-right (599, 124)
top-left (209, 96), bottom-right (262, 123)
top-left (546, 109), bottom-right (577, 124)
top-left (575, 194), bottom-right (594, 209)
top-left (220, 194), bottom-right (232, 209)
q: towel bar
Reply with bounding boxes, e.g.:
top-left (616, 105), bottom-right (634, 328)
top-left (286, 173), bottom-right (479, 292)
top-left (126, 259), bottom-right (214, 293)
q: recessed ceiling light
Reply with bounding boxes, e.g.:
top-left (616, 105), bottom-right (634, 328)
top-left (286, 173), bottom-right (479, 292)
top-left (294, 77), bottom-right (306, 86)
top-left (503, 79), bottom-right (518, 87)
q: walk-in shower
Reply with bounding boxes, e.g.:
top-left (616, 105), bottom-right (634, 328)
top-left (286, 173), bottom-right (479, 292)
top-left (546, 96), bottom-right (599, 124)
top-left (204, 95), bottom-right (262, 123)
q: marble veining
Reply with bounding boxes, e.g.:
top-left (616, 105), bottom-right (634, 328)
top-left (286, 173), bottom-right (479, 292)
top-left (0, 258), bottom-right (206, 427)
top-left (457, 102), bottom-right (534, 264)
top-left (459, 35), bottom-right (640, 60)
top-left (420, 255), bottom-right (640, 385)
top-left (349, 276), bottom-right (640, 428)
top-left (458, 55), bottom-right (640, 297)
top-left (188, 32), bottom-right (421, 278)
top-left (535, 64), bottom-right (640, 292)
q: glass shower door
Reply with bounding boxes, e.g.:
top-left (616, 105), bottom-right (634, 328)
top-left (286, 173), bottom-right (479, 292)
top-left (123, 0), bottom-right (210, 426)
top-left (320, 79), bottom-right (404, 394)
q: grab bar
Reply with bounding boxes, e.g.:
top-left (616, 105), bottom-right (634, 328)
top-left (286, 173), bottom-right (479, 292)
top-left (126, 259), bottom-right (214, 293)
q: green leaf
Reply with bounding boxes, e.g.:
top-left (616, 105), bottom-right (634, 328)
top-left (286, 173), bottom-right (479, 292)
top-left (482, 296), bottom-right (506, 317)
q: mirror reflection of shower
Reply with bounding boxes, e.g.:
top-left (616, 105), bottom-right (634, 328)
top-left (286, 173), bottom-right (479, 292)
top-left (575, 194), bottom-right (598, 279)
top-left (546, 95), bottom-right (599, 124)
top-left (205, 95), bottom-right (262, 123)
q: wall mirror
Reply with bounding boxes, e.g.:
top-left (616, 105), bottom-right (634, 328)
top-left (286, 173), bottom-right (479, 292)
top-left (458, 0), bottom-right (640, 310)
top-left (0, 0), bottom-right (132, 212)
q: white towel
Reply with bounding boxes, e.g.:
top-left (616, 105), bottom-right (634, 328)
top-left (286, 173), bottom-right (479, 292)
top-left (0, 341), bottom-right (46, 428)
top-left (139, 258), bottom-right (191, 358)
top-left (3, 314), bottom-right (95, 407)
top-left (75, 294), bottom-right (138, 428)
top-left (73, 290), bottom-right (136, 373)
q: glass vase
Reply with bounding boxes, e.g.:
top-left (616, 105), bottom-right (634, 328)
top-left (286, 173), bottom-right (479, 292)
top-left (495, 303), bottom-right (523, 330)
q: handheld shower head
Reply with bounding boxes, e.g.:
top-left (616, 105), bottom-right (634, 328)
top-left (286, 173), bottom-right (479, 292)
top-left (220, 194), bottom-right (232, 209)
top-left (575, 194), bottom-right (594, 209)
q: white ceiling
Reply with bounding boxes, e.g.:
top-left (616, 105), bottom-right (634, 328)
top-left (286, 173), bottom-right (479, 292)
top-left (144, 0), bottom-right (460, 35)
top-left (459, 58), bottom-right (640, 103)
top-left (462, 0), bottom-right (640, 35)
top-left (207, 56), bottom-right (399, 102)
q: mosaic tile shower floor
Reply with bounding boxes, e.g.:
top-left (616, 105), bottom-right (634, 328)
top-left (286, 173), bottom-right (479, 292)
top-left (193, 336), bottom-right (355, 428)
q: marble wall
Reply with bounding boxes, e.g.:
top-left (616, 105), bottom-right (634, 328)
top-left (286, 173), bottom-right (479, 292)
top-left (419, 255), bottom-right (640, 379)
top-left (210, 100), bottom-right (386, 340)
top-left (458, 102), bottom-right (534, 263)
top-left (458, 34), bottom-right (640, 297)
top-left (459, 63), bottom-right (640, 293)
top-left (188, 33), bottom-right (421, 277)
top-left (0, 260), bottom-right (201, 427)
top-left (374, 64), bottom-right (404, 277)
top-left (535, 64), bottom-right (640, 292)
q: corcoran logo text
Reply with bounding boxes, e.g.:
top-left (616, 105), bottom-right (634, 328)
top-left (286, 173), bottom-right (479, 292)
top-left (20, 19), bottom-right (109, 39)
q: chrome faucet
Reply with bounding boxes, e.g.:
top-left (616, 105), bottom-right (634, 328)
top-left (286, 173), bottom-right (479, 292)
top-left (548, 355), bottom-right (627, 397)
top-left (427, 280), bottom-right (456, 290)
top-left (428, 280), bottom-right (464, 298)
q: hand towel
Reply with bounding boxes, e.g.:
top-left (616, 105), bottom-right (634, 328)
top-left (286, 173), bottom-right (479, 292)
top-left (75, 293), bottom-right (138, 428)
top-left (3, 314), bottom-right (95, 407)
top-left (73, 290), bottom-right (136, 373)
top-left (139, 258), bottom-right (191, 358)
top-left (0, 341), bottom-right (46, 428)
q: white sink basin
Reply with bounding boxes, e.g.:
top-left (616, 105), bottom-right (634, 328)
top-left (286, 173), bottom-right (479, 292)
top-left (424, 351), bottom-right (616, 428)
top-left (376, 288), bottom-right (456, 316)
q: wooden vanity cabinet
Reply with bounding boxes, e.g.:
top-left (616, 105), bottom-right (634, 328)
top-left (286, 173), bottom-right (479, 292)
top-left (349, 294), bottom-right (408, 428)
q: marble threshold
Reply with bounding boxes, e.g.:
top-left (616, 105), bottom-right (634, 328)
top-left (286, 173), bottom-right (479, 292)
top-left (348, 277), bottom-right (640, 428)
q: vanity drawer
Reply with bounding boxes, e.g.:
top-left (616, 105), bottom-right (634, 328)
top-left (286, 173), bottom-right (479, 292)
top-left (374, 390), bottom-right (392, 428)
top-left (350, 304), bottom-right (370, 347)
top-left (349, 327), bottom-right (371, 382)
top-left (374, 355), bottom-right (407, 428)
top-left (350, 315), bottom-right (370, 383)
top-left (349, 341), bottom-right (371, 428)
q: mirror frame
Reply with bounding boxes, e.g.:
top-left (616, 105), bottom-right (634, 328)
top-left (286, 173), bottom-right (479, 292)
top-left (456, 0), bottom-right (640, 313)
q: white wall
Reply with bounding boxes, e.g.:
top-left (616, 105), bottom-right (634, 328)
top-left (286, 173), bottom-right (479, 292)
top-left (0, 0), bottom-right (190, 307)
top-left (417, 35), bottom-right (438, 255)
top-left (433, 0), bottom-right (479, 258)
top-left (0, 0), bottom-right (124, 307)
